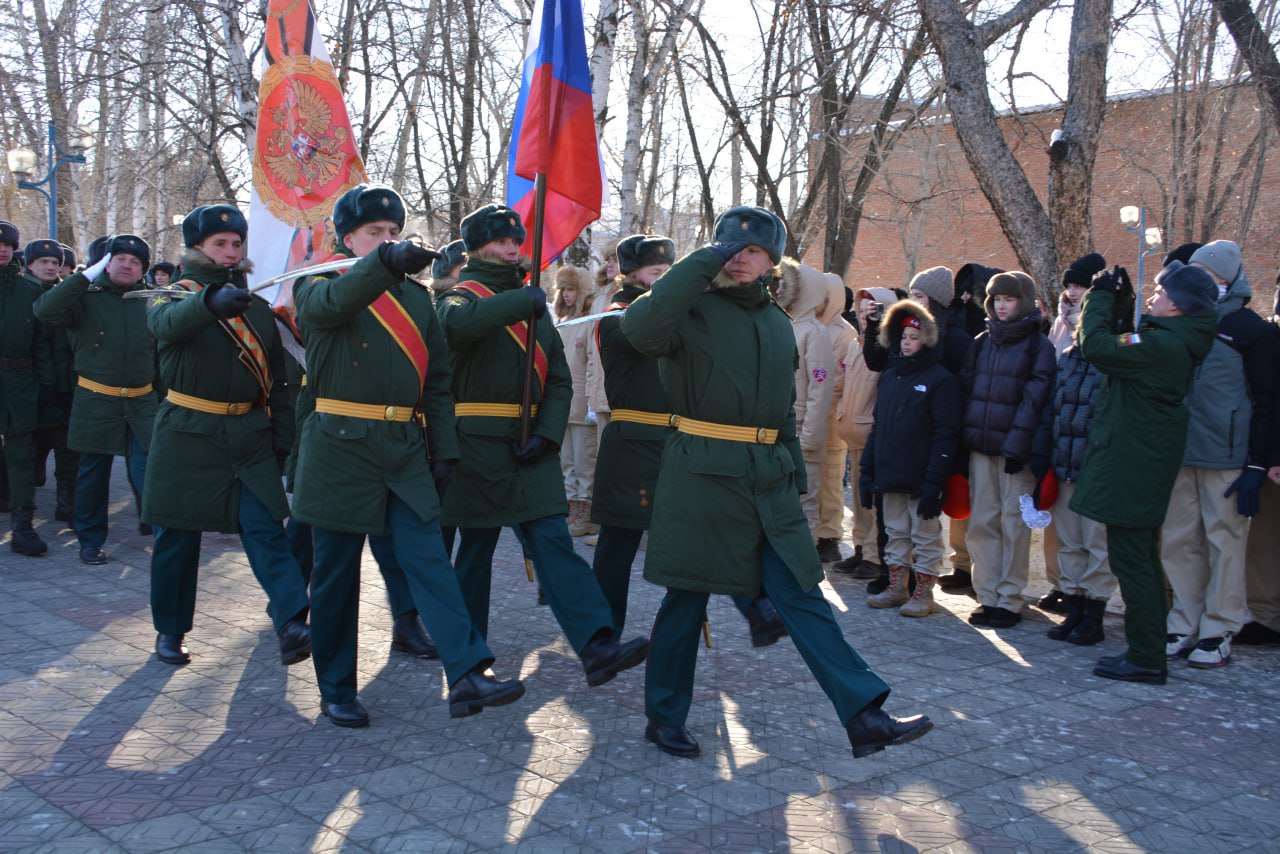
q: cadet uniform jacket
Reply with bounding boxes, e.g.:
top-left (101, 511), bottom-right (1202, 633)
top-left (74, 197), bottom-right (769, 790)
top-left (622, 249), bottom-right (824, 597)
top-left (33, 270), bottom-right (158, 455)
top-left (0, 261), bottom-right (54, 435)
top-left (591, 281), bottom-right (670, 529)
top-left (1069, 289), bottom-right (1216, 528)
top-left (436, 257), bottom-right (572, 528)
top-left (292, 249), bottom-right (459, 535)
top-left (142, 254), bottom-right (295, 532)
top-left (23, 273), bottom-right (75, 428)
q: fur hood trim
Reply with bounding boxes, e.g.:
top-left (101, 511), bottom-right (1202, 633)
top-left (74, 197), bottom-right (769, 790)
top-left (878, 299), bottom-right (939, 350)
top-left (773, 257), bottom-right (828, 319)
top-left (178, 247), bottom-right (254, 278)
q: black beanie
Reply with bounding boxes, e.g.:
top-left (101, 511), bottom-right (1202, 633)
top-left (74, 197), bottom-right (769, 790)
top-left (1163, 242), bottom-right (1202, 268)
top-left (1062, 252), bottom-right (1106, 288)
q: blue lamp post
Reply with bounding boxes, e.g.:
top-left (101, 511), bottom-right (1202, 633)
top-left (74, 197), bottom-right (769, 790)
top-left (6, 121), bottom-right (93, 240)
top-left (1119, 205), bottom-right (1163, 326)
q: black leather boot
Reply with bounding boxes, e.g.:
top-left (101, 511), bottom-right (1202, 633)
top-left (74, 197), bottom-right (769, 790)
top-left (1067, 598), bottom-right (1107, 646)
top-left (55, 478), bottom-right (74, 522)
top-left (866, 565), bottom-right (891, 595)
top-left (1047, 594), bottom-right (1086, 641)
top-left (156, 633), bottom-right (191, 665)
top-left (321, 698), bottom-right (369, 728)
top-left (745, 596), bottom-right (788, 647)
top-left (10, 507), bottom-right (48, 556)
top-left (391, 612), bottom-right (440, 659)
top-left (447, 669), bottom-right (526, 718)
top-left (645, 722), bottom-right (700, 758)
top-left (278, 617), bottom-right (312, 665)
top-left (845, 706), bottom-right (933, 758)
top-left (831, 545), bottom-right (863, 574)
top-left (580, 634), bottom-right (650, 686)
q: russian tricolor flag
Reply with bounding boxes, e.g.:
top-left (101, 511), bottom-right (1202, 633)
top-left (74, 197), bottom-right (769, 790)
top-left (506, 0), bottom-right (607, 269)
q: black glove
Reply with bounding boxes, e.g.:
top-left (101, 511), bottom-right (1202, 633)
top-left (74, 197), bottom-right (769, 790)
top-left (527, 285), bottom-right (547, 320)
top-left (914, 482), bottom-right (944, 520)
top-left (1003, 457), bottom-right (1023, 475)
top-left (1090, 265), bottom-right (1134, 300)
top-left (206, 284), bottom-right (252, 319)
top-left (1225, 466), bottom-right (1268, 518)
top-left (431, 459), bottom-right (456, 499)
top-left (703, 240), bottom-right (750, 265)
top-left (378, 240), bottom-right (440, 276)
top-left (859, 472), bottom-right (875, 509)
top-left (512, 435), bottom-right (554, 465)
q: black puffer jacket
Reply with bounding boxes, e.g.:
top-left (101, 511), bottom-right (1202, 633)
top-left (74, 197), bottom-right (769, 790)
top-left (862, 296), bottom-right (973, 376)
top-left (960, 311), bottom-right (1056, 463)
top-left (1046, 344), bottom-right (1105, 482)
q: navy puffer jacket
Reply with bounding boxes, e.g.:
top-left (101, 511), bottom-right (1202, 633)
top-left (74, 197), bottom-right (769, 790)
top-left (1048, 345), bottom-right (1105, 482)
top-left (960, 311), bottom-right (1056, 462)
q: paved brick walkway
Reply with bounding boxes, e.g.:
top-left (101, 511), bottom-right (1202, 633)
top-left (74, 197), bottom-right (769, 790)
top-left (1, 463), bottom-right (1279, 852)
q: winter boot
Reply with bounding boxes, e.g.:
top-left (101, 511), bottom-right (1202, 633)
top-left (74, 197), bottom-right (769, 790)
top-left (831, 545), bottom-right (863, 573)
top-left (868, 565), bottom-right (910, 608)
top-left (578, 500), bottom-right (599, 536)
top-left (816, 537), bottom-right (842, 563)
top-left (567, 500), bottom-right (590, 537)
top-left (55, 478), bottom-right (74, 522)
top-left (745, 596), bottom-right (789, 647)
top-left (1067, 598), bottom-right (1107, 646)
top-left (866, 564), bottom-right (891, 595)
top-left (1047, 594), bottom-right (1086, 641)
top-left (939, 567), bottom-right (973, 594)
top-left (10, 507), bottom-right (48, 556)
top-left (899, 571), bottom-right (937, 618)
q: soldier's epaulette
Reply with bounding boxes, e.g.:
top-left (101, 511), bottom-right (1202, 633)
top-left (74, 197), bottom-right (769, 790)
top-left (439, 286), bottom-right (480, 309)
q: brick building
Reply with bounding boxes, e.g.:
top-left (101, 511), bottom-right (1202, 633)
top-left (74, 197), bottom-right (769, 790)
top-left (810, 83), bottom-right (1280, 313)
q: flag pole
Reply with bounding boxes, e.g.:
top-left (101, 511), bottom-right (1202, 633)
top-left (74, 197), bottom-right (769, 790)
top-left (519, 172), bottom-right (549, 445)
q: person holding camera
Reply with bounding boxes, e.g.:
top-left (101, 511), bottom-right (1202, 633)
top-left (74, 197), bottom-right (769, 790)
top-left (1071, 262), bottom-right (1218, 684)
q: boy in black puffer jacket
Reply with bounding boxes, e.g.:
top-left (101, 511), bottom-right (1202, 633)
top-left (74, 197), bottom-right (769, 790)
top-left (860, 300), bottom-right (962, 617)
top-left (960, 271), bottom-right (1057, 629)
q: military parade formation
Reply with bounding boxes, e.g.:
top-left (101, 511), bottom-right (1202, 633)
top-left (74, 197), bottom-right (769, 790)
top-left (0, 186), bottom-right (933, 761)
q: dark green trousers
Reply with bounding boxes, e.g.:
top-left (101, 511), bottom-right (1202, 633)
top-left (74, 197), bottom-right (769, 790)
top-left (455, 516), bottom-right (613, 653)
top-left (150, 484), bottom-right (309, 636)
top-left (646, 541), bottom-right (891, 727)
top-left (2, 431), bottom-right (35, 509)
top-left (1106, 525), bottom-right (1168, 670)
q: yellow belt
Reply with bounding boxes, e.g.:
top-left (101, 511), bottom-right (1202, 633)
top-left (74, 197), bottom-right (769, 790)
top-left (315, 398), bottom-right (417, 422)
top-left (611, 408), bottom-right (676, 427)
top-left (454, 403), bottom-right (539, 418)
top-left (167, 390), bottom-right (254, 416)
top-left (78, 376), bottom-right (154, 398)
top-left (676, 416), bottom-right (778, 445)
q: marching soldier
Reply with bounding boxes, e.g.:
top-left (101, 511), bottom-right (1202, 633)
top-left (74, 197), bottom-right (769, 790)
top-left (24, 239), bottom-right (78, 522)
top-left (142, 205), bottom-right (312, 667)
top-left (436, 204), bottom-right (649, 686)
top-left (622, 206), bottom-right (932, 759)
top-left (35, 234), bottom-right (157, 564)
top-left (590, 232), bottom-right (787, 645)
top-left (1, 222), bottom-right (54, 555)
top-left (293, 184), bottom-right (524, 727)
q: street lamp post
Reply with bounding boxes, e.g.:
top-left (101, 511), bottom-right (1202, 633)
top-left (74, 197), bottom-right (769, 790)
top-left (6, 121), bottom-right (94, 240)
top-left (1119, 205), bottom-right (1163, 327)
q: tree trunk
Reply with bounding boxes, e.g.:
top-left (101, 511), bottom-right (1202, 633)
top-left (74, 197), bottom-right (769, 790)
top-left (1213, 0), bottom-right (1280, 134)
top-left (590, 0), bottom-right (621, 134)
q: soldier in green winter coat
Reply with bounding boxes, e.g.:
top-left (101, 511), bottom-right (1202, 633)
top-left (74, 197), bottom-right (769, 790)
top-left (0, 222), bottom-right (54, 556)
top-left (589, 232), bottom-right (787, 645)
top-left (293, 185), bottom-right (524, 728)
top-left (23, 240), bottom-right (79, 524)
top-left (1072, 262), bottom-right (1218, 684)
top-left (622, 206), bottom-right (930, 760)
top-left (141, 205), bottom-right (311, 669)
top-left (436, 204), bottom-right (649, 688)
top-left (33, 233), bottom-right (157, 565)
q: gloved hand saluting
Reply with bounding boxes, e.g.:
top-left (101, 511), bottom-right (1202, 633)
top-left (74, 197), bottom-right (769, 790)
top-left (206, 283), bottom-right (252, 319)
top-left (1090, 265), bottom-right (1134, 299)
top-left (378, 241), bottom-right (440, 276)
top-left (84, 252), bottom-right (112, 281)
top-left (1225, 466), bottom-right (1268, 517)
top-left (703, 240), bottom-right (750, 265)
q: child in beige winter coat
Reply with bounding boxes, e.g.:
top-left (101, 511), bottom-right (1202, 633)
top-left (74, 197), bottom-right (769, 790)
top-left (553, 266), bottom-right (599, 536)
top-left (816, 274), bottom-right (857, 563)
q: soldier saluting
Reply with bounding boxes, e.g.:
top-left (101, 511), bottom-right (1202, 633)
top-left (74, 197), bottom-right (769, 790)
top-left (34, 234), bottom-right (158, 565)
top-left (293, 184), bottom-right (524, 728)
top-left (623, 206), bottom-right (932, 759)
top-left (142, 205), bottom-right (312, 668)
top-left (436, 204), bottom-right (649, 687)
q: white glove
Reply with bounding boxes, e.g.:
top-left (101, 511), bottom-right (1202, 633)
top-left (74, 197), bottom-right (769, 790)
top-left (84, 252), bottom-right (112, 281)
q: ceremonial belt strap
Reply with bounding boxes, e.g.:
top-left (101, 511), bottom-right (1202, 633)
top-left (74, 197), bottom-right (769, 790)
top-left (367, 291), bottom-right (429, 401)
top-left (78, 376), bottom-right (154, 398)
top-left (611, 408), bottom-right (676, 427)
top-left (675, 416), bottom-right (778, 445)
top-left (167, 390), bottom-right (255, 416)
top-left (315, 398), bottom-right (419, 423)
top-left (454, 403), bottom-right (539, 418)
top-left (450, 281), bottom-right (549, 392)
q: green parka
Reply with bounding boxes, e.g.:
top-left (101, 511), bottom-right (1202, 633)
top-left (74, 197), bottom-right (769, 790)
top-left (1069, 288), bottom-right (1216, 528)
top-left (0, 261), bottom-right (54, 435)
top-left (436, 257), bottom-right (571, 527)
top-left (621, 249), bottom-right (822, 596)
top-left (292, 249), bottom-right (459, 535)
top-left (590, 281), bottom-right (671, 529)
top-left (24, 272), bottom-right (77, 428)
top-left (142, 252), bottom-right (296, 532)
top-left (33, 269), bottom-right (158, 455)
